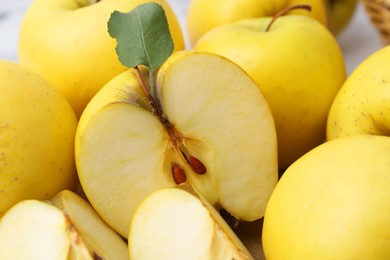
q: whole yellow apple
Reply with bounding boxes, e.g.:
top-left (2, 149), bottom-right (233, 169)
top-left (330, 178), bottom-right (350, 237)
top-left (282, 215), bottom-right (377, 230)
top-left (262, 135), bottom-right (390, 259)
top-left (186, 0), bottom-right (328, 46)
top-left (327, 45), bottom-right (390, 140)
top-left (195, 15), bottom-right (346, 170)
top-left (324, 0), bottom-right (357, 35)
top-left (0, 60), bottom-right (78, 217)
top-left (18, 0), bottom-right (185, 118)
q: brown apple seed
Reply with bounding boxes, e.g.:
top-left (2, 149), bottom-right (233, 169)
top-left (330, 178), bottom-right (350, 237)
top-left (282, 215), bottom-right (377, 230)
top-left (172, 163), bottom-right (186, 184)
top-left (189, 156), bottom-right (207, 175)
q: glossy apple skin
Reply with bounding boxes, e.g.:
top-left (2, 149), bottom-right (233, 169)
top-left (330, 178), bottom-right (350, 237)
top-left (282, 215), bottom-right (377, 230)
top-left (18, 0), bottom-right (185, 118)
top-left (187, 0), bottom-right (328, 46)
top-left (327, 45), bottom-right (390, 140)
top-left (0, 60), bottom-right (78, 217)
top-left (262, 135), bottom-right (390, 259)
top-left (195, 16), bottom-right (346, 170)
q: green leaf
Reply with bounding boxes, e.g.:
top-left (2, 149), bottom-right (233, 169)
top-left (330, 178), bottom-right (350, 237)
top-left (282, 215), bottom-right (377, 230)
top-left (107, 2), bottom-right (174, 73)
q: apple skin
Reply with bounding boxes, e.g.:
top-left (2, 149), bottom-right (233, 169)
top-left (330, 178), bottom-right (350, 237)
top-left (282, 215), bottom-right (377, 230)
top-left (262, 135), bottom-right (390, 259)
top-left (18, 0), bottom-right (185, 118)
top-left (325, 0), bottom-right (357, 35)
top-left (186, 0), bottom-right (328, 46)
top-left (327, 45), bottom-right (390, 140)
top-left (194, 15), bottom-right (346, 170)
top-left (0, 60), bottom-right (78, 217)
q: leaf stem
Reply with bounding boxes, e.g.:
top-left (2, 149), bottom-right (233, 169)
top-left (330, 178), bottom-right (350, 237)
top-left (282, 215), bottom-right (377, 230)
top-left (265, 4), bottom-right (312, 32)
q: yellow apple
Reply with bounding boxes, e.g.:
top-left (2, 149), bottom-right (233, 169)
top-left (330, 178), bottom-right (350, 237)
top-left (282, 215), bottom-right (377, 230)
top-left (0, 60), bottom-right (78, 217)
top-left (186, 0), bottom-right (328, 46)
top-left (194, 15), bottom-right (346, 170)
top-left (262, 135), bottom-right (390, 259)
top-left (0, 190), bottom-right (129, 259)
top-left (324, 0), bottom-right (357, 35)
top-left (327, 45), bottom-right (390, 140)
top-left (129, 184), bottom-right (254, 260)
top-left (18, 0), bottom-right (185, 118)
top-left (75, 50), bottom-right (278, 237)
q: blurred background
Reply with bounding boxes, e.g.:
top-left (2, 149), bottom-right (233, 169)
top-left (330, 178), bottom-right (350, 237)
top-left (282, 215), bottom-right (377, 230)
top-left (0, 0), bottom-right (383, 75)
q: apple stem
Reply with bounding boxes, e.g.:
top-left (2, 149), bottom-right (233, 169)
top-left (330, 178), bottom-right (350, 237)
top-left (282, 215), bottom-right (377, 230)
top-left (134, 66), bottom-right (167, 123)
top-left (265, 4), bottom-right (312, 32)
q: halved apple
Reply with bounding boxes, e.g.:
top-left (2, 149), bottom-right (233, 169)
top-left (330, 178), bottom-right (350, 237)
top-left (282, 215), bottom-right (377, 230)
top-left (0, 190), bottom-right (129, 259)
top-left (129, 184), bottom-right (254, 259)
top-left (76, 50), bottom-right (278, 237)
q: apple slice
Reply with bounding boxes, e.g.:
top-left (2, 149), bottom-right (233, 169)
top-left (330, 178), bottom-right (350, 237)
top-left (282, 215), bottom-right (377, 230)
top-left (0, 199), bottom-right (90, 259)
top-left (0, 191), bottom-right (129, 259)
top-left (129, 184), bottom-right (254, 259)
top-left (76, 50), bottom-right (278, 237)
top-left (51, 190), bottom-right (129, 259)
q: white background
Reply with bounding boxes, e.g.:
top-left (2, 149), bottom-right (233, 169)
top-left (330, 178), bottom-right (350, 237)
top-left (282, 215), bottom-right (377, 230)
top-left (0, 0), bottom-right (384, 75)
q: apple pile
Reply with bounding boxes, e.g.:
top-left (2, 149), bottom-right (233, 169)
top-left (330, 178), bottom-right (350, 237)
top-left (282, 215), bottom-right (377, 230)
top-left (0, 0), bottom-right (389, 259)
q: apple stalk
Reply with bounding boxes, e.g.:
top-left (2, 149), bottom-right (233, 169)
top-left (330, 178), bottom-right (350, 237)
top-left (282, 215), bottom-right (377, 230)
top-left (265, 4), bottom-right (312, 32)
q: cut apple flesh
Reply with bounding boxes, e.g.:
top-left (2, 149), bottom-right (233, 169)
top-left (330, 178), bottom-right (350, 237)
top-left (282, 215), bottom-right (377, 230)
top-left (156, 52), bottom-right (278, 216)
top-left (0, 191), bottom-right (129, 260)
top-left (0, 200), bottom-right (78, 259)
top-left (51, 190), bottom-right (129, 260)
top-left (129, 184), bottom-right (254, 260)
top-left (76, 50), bottom-right (278, 237)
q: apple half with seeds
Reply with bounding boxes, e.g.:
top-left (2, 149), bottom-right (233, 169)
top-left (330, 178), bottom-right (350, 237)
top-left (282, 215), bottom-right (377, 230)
top-left (75, 50), bottom-right (278, 237)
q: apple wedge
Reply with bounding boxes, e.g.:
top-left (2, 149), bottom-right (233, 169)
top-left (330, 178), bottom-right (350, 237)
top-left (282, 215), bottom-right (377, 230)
top-left (76, 50), bottom-right (278, 237)
top-left (129, 184), bottom-right (254, 259)
top-left (0, 191), bottom-right (129, 259)
top-left (51, 190), bottom-right (129, 259)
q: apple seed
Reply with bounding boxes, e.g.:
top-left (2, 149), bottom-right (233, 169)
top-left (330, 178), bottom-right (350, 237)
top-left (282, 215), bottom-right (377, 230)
top-left (189, 156), bottom-right (207, 175)
top-left (177, 145), bottom-right (207, 175)
top-left (172, 163), bottom-right (186, 184)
